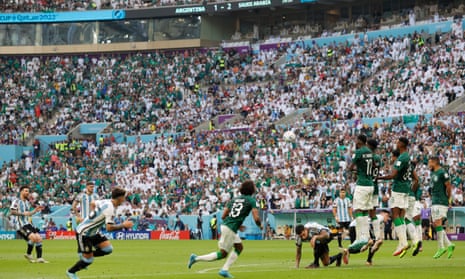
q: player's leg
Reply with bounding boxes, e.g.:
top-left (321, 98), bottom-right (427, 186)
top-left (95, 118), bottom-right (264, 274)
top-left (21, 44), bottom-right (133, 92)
top-left (189, 225), bottom-right (230, 268)
top-left (412, 213), bottom-right (423, 256)
top-left (432, 217), bottom-right (447, 259)
top-left (20, 225), bottom-right (35, 263)
top-left (349, 187), bottom-right (371, 249)
top-left (31, 231), bottom-right (48, 263)
top-left (67, 234), bottom-right (95, 278)
top-left (94, 234), bottom-right (113, 257)
top-left (221, 241), bottom-right (243, 273)
top-left (336, 226), bottom-right (343, 248)
top-left (391, 193), bottom-right (409, 256)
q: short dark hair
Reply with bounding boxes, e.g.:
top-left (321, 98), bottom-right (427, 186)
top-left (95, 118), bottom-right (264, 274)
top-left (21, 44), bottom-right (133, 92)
top-left (392, 149), bottom-right (400, 158)
top-left (20, 186), bottom-right (30, 192)
top-left (239, 180), bottom-right (256, 196)
top-left (357, 134), bottom-right (367, 144)
top-left (111, 187), bottom-right (126, 199)
top-left (429, 156), bottom-right (440, 164)
top-left (295, 224), bottom-right (305, 235)
top-left (398, 137), bottom-right (409, 147)
top-left (367, 139), bottom-right (378, 149)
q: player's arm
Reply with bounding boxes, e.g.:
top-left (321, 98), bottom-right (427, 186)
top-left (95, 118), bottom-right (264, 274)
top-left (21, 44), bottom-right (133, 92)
top-left (411, 169), bottom-right (419, 193)
top-left (311, 230), bottom-right (330, 247)
top-left (332, 205), bottom-right (339, 223)
top-left (106, 221), bottom-right (133, 231)
top-left (445, 180), bottom-right (453, 207)
top-left (251, 208), bottom-right (263, 230)
top-left (10, 202), bottom-right (41, 217)
top-left (378, 168), bottom-right (398, 180)
top-left (221, 207), bottom-right (230, 220)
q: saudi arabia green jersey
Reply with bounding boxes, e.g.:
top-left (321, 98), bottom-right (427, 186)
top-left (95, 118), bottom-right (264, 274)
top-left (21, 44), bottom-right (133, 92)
top-left (352, 146), bottom-right (374, 186)
top-left (223, 195), bottom-right (257, 233)
top-left (431, 168), bottom-right (450, 206)
top-left (392, 152), bottom-right (412, 193)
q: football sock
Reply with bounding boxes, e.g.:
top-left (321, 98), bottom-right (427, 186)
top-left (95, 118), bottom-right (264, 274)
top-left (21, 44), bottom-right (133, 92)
top-left (329, 253), bottom-right (342, 265)
top-left (371, 216), bottom-right (380, 240)
top-left (222, 251), bottom-right (239, 271)
top-left (27, 240), bottom-right (34, 255)
top-left (435, 226), bottom-right (445, 249)
top-left (394, 218), bottom-right (407, 247)
top-left (313, 248), bottom-right (320, 265)
top-left (406, 222), bottom-right (417, 243)
top-left (356, 213), bottom-right (369, 240)
top-left (35, 242), bottom-right (43, 258)
top-left (366, 249), bottom-right (374, 263)
top-left (68, 259), bottom-right (92, 273)
top-left (414, 221), bottom-right (422, 242)
top-left (442, 231), bottom-right (452, 247)
top-left (196, 252), bottom-right (222, 261)
top-left (337, 233), bottom-right (342, 247)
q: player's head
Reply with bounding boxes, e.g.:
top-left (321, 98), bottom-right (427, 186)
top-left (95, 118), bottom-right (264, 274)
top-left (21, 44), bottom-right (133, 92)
top-left (428, 156), bottom-right (440, 171)
top-left (295, 224), bottom-right (308, 239)
top-left (19, 186), bottom-right (30, 198)
top-left (356, 134), bottom-right (367, 148)
top-left (86, 181), bottom-right (95, 194)
top-left (239, 180), bottom-right (256, 196)
top-left (391, 149), bottom-right (400, 163)
top-left (339, 188), bottom-right (346, 198)
top-left (111, 187), bottom-right (127, 206)
top-left (367, 139), bottom-right (378, 151)
top-left (397, 137), bottom-right (409, 151)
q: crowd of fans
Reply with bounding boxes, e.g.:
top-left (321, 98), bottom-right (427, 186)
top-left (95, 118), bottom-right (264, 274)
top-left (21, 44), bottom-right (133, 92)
top-left (3, 26), bottom-right (464, 146)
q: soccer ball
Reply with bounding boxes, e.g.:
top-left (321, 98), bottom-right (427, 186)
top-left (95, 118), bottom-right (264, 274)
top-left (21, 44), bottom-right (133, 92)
top-left (283, 130), bottom-right (296, 142)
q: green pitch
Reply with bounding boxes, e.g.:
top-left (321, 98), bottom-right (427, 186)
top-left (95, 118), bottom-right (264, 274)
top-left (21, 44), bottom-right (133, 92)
top-left (0, 239), bottom-right (463, 279)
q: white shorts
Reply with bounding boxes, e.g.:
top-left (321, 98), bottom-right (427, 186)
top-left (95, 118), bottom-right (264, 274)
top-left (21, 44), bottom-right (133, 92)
top-left (431, 205), bottom-right (449, 221)
top-left (405, 197), bottom-right (422, 220)
top-left (218, 225), bottom-right (241, 252)
top-left (390, 191), bottom-right (409, 209)
top-left (352, 186), bottom-right (374, 210)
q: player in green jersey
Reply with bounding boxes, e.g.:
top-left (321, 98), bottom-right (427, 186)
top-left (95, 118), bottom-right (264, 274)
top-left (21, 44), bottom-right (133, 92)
top-left (348, 134), bottom-right (374, 253)
top-left (188, 180), bottom-right (262, 278)
top-left (428, 157), bottom-right (455, 259)
top-left (365, 139), bottom-right (384, 262)
top-left (378, 137), bottom-right (412, 257)
top-left (405, 158), bottom-right (422, 257)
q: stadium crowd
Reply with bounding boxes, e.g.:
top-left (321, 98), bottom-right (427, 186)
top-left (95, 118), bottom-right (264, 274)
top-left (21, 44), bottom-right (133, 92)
top-left (2, 27), bottom-right (464, 145)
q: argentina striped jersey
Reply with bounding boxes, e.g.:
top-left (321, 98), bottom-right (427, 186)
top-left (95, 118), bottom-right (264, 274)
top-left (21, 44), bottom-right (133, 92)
top-left (332, 197), bottom-right (352, 222)
top-left (10, 198), bottom-right (31, 230)
top-left (76, 199), bottom-right (115, 236)
top-left (77, 192), bottom-right (100, 219)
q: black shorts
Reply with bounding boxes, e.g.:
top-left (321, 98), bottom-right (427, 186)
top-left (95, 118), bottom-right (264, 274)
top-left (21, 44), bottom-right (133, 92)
top-left (17, 224), bottom-right (40, 240)
top-left (315, 242), bottom-right (330, 256)
top-left (337, 222), bottom-right (351, 230)
top-left (421, 219), bottom-right (430, 228)
top-left (76, 233), bottom-right (108, 254)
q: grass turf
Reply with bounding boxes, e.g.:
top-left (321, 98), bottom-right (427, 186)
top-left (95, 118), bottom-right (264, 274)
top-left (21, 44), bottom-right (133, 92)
top-left (0, 239), bottom-right (462, 279)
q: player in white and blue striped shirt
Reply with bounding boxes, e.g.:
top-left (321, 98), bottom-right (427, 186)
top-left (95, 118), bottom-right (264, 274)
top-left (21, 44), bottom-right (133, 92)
top-left (66, 187), bottom-right (133, 279)
top-left (10, 186), bottom-right (48, 263)
top-left (332, 188), bottom-right (353, 247)
top-left (72, 181), bottom-right (99, 224)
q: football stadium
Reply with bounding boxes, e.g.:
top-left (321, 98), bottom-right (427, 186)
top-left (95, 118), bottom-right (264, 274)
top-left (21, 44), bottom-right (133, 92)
top-left (1, 0), bottom-right (465, 278)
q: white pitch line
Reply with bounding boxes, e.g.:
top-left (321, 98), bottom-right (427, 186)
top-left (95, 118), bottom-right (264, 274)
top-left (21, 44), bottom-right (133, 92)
top-left (196, 263), bottom-right (268, 273)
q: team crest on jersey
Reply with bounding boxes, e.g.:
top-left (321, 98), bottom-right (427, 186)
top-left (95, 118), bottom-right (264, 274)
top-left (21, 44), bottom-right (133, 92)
top-left (433, 175), bottom-right (438, 182)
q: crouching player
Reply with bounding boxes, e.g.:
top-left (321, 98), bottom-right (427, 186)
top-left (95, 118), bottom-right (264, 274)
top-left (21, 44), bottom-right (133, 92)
top-left (295, 222), bottom-right (349, 269)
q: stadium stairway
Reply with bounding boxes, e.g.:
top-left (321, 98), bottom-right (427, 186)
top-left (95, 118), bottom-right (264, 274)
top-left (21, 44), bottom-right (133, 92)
top-left (274, 108), bottom-right (312, 127)
top-left (440, 95), bottom-right (465, 113)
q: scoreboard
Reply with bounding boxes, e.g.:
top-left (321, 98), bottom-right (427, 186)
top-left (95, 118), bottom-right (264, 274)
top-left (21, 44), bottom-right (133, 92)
top-left (125, 0), bottom-right (312, 19)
